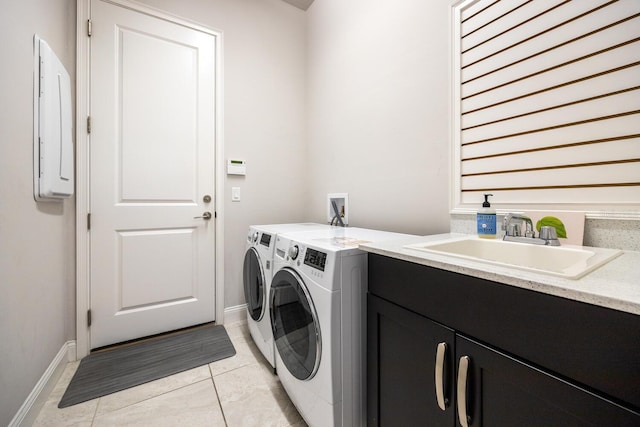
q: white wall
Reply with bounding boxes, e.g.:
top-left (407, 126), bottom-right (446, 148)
top-left (107, 0), bottom-right (453, 308)
top-left (305, 0), bottom-right (452, 235)
top-left (135, 0), bottom-right (309, 308)
top-left (0, 0), bottom-right (76, 424)
top-left (0, 2), bottom-right (454, 419)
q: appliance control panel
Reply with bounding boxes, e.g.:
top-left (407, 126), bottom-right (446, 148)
top-left (259, 233), bottom-right (272, 247)
top-left (304, 248), bottom-right (327, 272)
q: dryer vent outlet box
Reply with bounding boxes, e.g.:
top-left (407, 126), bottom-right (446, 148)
top-left (33, 35), bottom-right (74, 201)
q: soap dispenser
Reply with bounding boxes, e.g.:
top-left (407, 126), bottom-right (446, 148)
top-left (477, 194), bottom-right (496, 239)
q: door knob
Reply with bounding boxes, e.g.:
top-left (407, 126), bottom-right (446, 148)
top-left (194, 212), bottom-right (212, 220)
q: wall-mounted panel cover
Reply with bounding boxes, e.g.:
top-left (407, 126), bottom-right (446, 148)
top-left (34, 35), bottom-right (74, 201)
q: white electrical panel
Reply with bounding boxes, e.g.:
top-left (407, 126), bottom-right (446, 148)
top-left (33, 35), bottom-right (74, 201)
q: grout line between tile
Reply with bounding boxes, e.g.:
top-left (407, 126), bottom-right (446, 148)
top-left (92, 377), bottom-right (215, 418)
top-left (210, 359), bottom-right (255, 378)
top-left (89, 396), bottom-right (99, 427)
top-left (209, 364), bottom-right (228, 427)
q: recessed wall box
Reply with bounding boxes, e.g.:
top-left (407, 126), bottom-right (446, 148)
top-left (33, 35), bottom-right (74, 201)
top-left (327, 193), bottom-right (348, 226)
top-left (227, 159), bottom-right (246, 175)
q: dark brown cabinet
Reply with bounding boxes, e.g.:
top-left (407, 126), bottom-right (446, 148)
top-left (368, 295), bottom-right (455, 426)
top-left (455, 335), bottom-right (639, 426)
top-left (367, 254), bottom-right (640, 426)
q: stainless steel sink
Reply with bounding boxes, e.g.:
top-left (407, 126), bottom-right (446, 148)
top-left (404, 236), bottom-right (622, 279)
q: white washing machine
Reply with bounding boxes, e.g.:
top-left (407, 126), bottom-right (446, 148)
top-left (269, 227), bottom-right (414, 427)
top-left (243, 223), bottom-right (331, 369)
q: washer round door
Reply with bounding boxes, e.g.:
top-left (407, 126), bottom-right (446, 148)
top-left (270, 267), bottom-right (321, 381)
top-left (243, 247), bottom-right (266, 321)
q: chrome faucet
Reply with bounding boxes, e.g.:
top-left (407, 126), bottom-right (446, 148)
top-left (503, 213), bottom-right (535, 238)
top-left (503, 213), bottom-right (560, 246)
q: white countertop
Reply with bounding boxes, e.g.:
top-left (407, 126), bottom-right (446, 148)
top-left (360, 233), bottom-right (640, 316)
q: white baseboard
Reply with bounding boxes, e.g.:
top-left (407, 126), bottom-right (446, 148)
top-left (9, 340), bottom-right (76, 427)
top-left (223, 304), bottom-right (247, 324)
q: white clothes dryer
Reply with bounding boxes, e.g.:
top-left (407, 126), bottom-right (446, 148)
top-left (243, 223), bottom-right (331, 369)
top-left (269, 227), bottom-right (414, 426)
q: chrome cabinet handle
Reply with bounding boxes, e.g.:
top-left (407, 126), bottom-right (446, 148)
top-left (457, 356), bottom-right (471, 427)
top-left (435, 342), bottom-right (448, 410)
top-left (194, 212), bottom-right (212, 220)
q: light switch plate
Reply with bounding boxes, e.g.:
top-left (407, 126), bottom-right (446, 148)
top-left (232, 187), bottom-right (241, 202)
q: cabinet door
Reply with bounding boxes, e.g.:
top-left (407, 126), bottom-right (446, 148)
top-left (455, 335), bottom-right (640, 427)
top-left (368, 294), bottom-right (456, 427)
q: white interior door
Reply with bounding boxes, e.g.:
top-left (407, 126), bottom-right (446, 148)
top-left (89, 0), bottom-right (216, 349)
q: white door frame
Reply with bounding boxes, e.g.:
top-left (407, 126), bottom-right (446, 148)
top-left (75, 0), bottom-right (225, 359)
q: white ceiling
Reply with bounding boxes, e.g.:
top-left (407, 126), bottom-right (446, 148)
top-left (281, 0), bottom-right (314, 11)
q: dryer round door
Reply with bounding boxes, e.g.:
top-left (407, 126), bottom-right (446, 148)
top-left (243, 247), bottom-right (266, 321)
top-left (270, 267), bottom-right (321, 381)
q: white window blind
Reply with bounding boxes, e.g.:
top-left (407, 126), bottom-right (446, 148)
top-left (452, 0), bottom-right (640, 212)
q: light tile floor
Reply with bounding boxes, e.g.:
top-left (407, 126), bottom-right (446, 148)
top-left (33, 320), bottom-right (307, 427)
